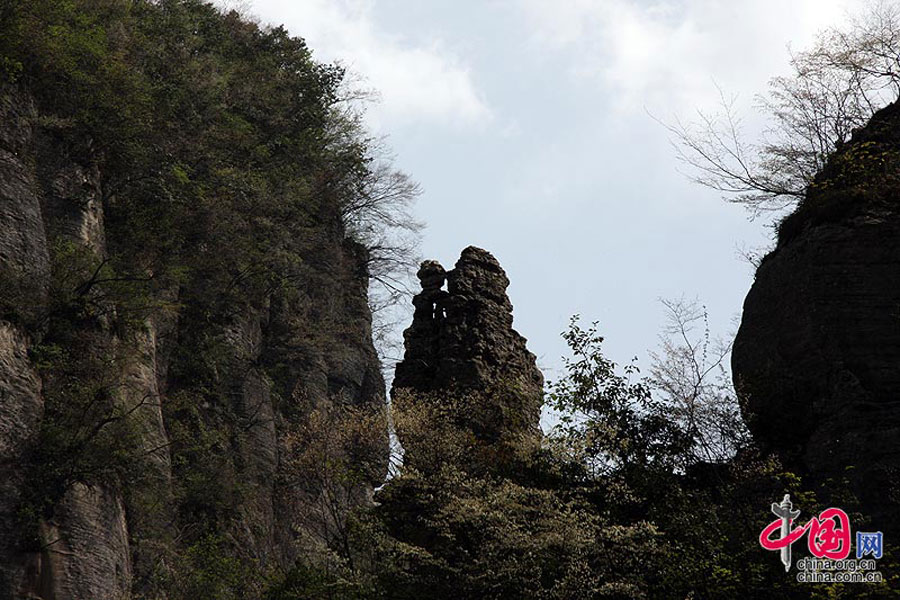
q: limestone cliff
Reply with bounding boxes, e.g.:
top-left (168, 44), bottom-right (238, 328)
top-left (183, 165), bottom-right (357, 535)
top-left (392, 247), bottom-right (543, 444)
top-left (0, 75), bottom-right (386, 600)
top-left (733, 99), bottom-right (900, 522)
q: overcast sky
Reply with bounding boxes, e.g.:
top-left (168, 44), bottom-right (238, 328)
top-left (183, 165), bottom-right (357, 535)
top-left (227, 0), bottom-right (854, 396)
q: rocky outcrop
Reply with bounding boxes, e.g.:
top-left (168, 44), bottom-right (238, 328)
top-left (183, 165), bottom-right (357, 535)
top-left (31, 484), bottom-right (133, 600)
top-left (0, 82), bottom-right (387, 599)
top-left (733, 99), bottom-right (900, 520)
top-left (0, 85), bottom-right (48, 313)
top-left (0, 323), bottom-right (44, 596)
top-left (393, 247), bottom-right (543, 442)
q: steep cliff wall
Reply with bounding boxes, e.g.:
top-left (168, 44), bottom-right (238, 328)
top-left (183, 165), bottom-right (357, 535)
top-left (0, 3), bottom-right (388, 596)
top-left (733, 99), bottom-right (900, 522)
top-left (0, 79), bottom-right (386, 599)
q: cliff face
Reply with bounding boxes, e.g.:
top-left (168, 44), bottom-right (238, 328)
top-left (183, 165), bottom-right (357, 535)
top-left (392, 247), bottom-right (543, 443)
top-left (0, 79), bottom-right (386, 599)
top-left (733, 100), bottom-right (900, 520)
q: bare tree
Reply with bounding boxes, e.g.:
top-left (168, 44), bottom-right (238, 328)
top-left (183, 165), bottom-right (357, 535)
top-left (325, 82), bottom-right (423, 370)
top-left (666, 0), bottom-right (900, 216)
top-left (649, 298), bottom-right (748, 464)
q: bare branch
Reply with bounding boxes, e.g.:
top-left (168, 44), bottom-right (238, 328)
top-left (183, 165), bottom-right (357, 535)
top-left (664, 1), bottom-right (900, 217)
top-left (649, 297), bottom-right (748, 464)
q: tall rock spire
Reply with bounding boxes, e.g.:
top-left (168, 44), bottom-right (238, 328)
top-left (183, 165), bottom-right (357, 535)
top-left (392, 246), bottom-right (543, 442)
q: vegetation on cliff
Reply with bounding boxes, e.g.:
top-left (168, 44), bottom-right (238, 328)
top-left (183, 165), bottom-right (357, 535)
top-left (0, 0), bottom-right (408, 597)
top-left (327, 317), bottom-right (892, 599)
top-left (3, 1), bottom-right (900, 599)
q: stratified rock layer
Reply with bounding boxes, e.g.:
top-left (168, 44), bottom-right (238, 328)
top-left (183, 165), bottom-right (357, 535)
top-left (393, 247), bottom-right (543, 441)
top-left (733, 100), bottom-right (900, 519)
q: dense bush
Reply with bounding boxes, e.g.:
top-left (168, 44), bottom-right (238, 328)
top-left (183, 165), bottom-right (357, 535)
top-left (334, 321), bottom-right (897, 599)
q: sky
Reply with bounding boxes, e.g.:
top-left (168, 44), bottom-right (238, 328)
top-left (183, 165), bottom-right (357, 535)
top-left (223, 0), bottom-right (854, 403)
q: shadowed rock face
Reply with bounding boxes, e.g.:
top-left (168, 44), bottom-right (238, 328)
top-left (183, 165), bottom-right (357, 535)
top-left (733, 100), bottom-right (900, 518)
top-left (0, 83), bottom-right (387, 599)
top-left (393, 246), bottom-right (544, 441)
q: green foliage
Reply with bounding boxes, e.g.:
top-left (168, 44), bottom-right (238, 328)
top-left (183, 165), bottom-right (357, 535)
top-left (547, 316), bottom-right (693, 476)
top-left (251, 319), bottom-right (899, 600)
top-left (264, 562), bottom-right (372, 600)
top-left (18, 313), bottom-right (147, 551)
top-left (778, 138), bottom-right (900, 244)
top-left (811, 141), bottom-right (900, 191)
top-left (392, 387), bottom-right (541, 479)
top-left (359, 463), bottom-right (662, 599)
top-left (172, 533), bottom-right (265, 600)
top-left (2, 0), bottom-right (397, 320)
top-left (543, 319), bottom-right (900, 599)
top-left (164, 388), bottom-right (246, 532)
top-left (356, 384), bottom-right (668, 599)
top-left (0, 56), bottom-right (23, 82)
top-left (14, 237), bottom-right (160, 531)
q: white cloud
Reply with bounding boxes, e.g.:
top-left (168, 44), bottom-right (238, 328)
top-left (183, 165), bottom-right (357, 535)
top-left (518, 0), bottom-right (851, 113)
top-left (237, 0), bottom-right (491, 129)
